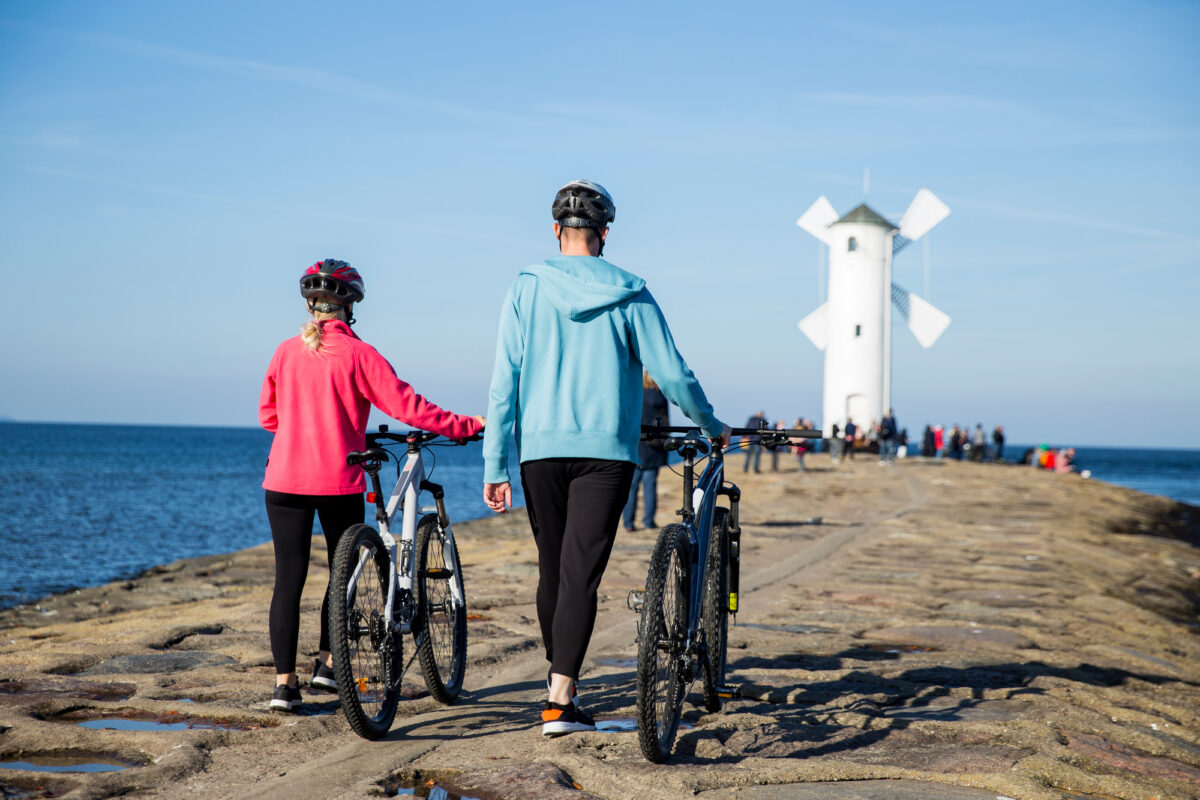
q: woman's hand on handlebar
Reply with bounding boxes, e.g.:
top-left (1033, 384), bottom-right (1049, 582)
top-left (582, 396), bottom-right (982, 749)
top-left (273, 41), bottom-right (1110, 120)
top-left (484, 481), bottom-right (511, 514)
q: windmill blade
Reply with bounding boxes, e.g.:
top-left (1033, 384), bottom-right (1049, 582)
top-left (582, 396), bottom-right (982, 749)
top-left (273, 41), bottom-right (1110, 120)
top-left (795, 196), bottom-right (838, 245)
top-left (797, 303), bottom-right (829, 351)
top-left (894, 189), bottom-right (950, 254)
top-left (891, 283), bottom-right (950, 349)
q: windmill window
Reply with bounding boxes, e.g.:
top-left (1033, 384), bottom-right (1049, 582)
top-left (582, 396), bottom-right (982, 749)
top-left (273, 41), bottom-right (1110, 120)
top-left (855, 324), bottom-right (862, 337)
top-left (848, 237), bottom-right (858, 252)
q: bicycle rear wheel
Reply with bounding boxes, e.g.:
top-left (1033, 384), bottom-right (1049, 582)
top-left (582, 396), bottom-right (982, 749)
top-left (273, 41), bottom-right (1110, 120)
top-left (414, 514), bottom-right (467, 704)
top-left (328, 524), bottom-right (401, 739)
top-left (636, 524), bottom-right (692, 763)
top-left (701, 507), bottom-right (731, 712)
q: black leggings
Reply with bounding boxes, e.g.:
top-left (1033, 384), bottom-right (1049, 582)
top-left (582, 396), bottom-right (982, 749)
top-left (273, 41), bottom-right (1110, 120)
top-left (520, 458), bottom-right (636, 681)
top-left (264, 490), bottom-right (363, 674)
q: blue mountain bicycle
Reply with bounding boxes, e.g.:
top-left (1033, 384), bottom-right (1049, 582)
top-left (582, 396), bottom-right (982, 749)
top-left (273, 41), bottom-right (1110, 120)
top-left (633, 423), bottom-right (820, 762)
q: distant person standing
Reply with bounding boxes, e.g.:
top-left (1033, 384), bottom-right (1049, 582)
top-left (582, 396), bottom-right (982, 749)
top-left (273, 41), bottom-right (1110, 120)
top-left (972, 423), bottom-right (987, 462)
top-left (829, 422), bottom-right (843, 464)
top-left (623, 373), bottom-right (669, 532)
top-left (879, 409), bottom-right (898, 465)
top-left (743, 410), bottom-right (766, 473)
top-left (993, 425), bottom-right (1006, 462)
top-left (793, 418), bottom-right (811, 471)
top-left (934, 424), bottom-right (945, 458)
top-left (769, 419), bottom-right (787, 471)
top-left (948, 425), bottom-right (963, 459)
top-left (843, 418), bottom-right (858, 461)
top-left (922, 425), bottom-right (935, 458)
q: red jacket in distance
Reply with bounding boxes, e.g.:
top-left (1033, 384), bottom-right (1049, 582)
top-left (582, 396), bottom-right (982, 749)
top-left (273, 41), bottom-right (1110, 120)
top-left (259, 320), bottom-right (481, 495)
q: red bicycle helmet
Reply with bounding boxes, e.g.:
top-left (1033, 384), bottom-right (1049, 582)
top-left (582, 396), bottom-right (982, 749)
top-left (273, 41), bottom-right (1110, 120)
top-left (300, 259), bottom-right (365, 304)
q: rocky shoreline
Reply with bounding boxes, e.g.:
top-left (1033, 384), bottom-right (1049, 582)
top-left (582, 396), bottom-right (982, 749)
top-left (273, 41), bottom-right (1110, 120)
top-left (1, 456), bottom-right (1198, 800)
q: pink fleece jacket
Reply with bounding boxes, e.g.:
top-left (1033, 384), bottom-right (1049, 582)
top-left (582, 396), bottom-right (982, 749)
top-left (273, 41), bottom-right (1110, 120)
top-left (259, 320), bottom-right (482, 495)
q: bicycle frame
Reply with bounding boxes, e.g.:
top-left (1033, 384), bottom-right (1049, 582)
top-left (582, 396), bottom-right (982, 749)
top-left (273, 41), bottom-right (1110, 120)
top-left (356, 435), bottom-right (465, 636)
top-left (673, 439), bottom-right (740, 661)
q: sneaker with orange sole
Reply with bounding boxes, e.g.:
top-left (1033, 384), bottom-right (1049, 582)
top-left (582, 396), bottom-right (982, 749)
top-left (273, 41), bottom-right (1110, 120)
top-left (541, 701), bottom-right (595, 736)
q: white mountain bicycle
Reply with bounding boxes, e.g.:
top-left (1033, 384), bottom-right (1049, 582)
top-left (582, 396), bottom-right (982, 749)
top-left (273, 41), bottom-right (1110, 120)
top-left (328, 425), bottom-right (478, 739)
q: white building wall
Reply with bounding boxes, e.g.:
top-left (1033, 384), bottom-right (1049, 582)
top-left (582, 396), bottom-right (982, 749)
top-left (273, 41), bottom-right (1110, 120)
top-left (822, 221), bottom-right (891, 435)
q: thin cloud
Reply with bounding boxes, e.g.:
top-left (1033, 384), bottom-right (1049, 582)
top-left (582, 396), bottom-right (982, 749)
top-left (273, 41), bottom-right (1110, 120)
top-left (0, 17), bottom-right (528, 126)
top-left (20, 163), bottom-right (536, 246)
top-left (799, 91), bottom-right (1034, 116)
top-left (950, 196), bottom-right (1200, 246)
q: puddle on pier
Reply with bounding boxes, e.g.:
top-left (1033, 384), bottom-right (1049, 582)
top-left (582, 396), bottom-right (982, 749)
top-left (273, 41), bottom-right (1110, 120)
top-left (393, 777), bottom-right (479, 799)
top-left (0, 780), bottom-right (66, 799)
top-left (0, 751), bottom-right (140, 773)
top-left (66, 710), bottom-right (270, 731)
top-left (595, 718), bottom-right (638, 732)
top-left (594, 717), bottom-right (692, 732)
top-left (54, 708), bottom-right (272, 731)
top-left (597, 657), bottom-right (637, 669)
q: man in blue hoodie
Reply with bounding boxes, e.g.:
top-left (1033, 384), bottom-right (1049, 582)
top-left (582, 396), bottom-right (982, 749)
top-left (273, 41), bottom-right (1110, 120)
top-left (483, 179), bottom-right (728, 737)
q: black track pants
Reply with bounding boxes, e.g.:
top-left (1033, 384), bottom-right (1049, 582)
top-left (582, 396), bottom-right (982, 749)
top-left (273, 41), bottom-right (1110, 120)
top-left (520, 458), bottom-right (636, 681)
top-left (264, 490), bottom-right (363, 674)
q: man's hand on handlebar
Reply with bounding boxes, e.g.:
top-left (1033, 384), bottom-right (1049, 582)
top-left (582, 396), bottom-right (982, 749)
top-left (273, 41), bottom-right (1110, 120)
top-left (718, 424), bottom-right (732, 449)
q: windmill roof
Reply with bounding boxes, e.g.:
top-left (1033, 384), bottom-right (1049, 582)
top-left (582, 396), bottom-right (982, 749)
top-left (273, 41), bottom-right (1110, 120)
top-left (835, 203), bottom-right (897, 229)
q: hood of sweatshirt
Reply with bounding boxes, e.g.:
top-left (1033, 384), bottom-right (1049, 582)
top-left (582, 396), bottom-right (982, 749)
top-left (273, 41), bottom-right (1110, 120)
top-left (520, 256), bottom-right (646, 322)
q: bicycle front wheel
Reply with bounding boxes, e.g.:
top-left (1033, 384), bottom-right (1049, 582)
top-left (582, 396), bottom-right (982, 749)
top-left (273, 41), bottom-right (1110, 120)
top-left (701, 507), bottom-right (731, 712)
top-left (328, 524), bottom-right (401, 739)
top-left (414, 514), bottom-right (467, 704)
top-left (636, 524), bottom-right (692, 763)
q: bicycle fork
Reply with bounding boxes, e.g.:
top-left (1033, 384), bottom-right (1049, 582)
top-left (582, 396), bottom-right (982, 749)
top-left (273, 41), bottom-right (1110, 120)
top-left (419, 480), bottom-right (466, 609)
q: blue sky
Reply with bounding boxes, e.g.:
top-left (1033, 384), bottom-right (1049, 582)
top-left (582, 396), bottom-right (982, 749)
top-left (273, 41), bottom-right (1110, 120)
top-left (1, 1), bottom-right (1197, 447)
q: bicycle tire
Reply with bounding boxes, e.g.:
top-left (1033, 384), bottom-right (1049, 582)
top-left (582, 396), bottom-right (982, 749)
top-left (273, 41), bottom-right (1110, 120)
top-left (636, 524), bottom-right (691, 763)
top-left (700, 507), bottom-right (731, 712)
top-left (328, 523), bottom-right (401, 739)
top-left (414, 514), bottom-right (467, 704)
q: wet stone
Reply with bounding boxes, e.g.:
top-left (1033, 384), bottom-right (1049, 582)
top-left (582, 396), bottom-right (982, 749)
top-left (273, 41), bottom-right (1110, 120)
top-left (695, 779), bottom-right (1012, 799)
top-left (942, 588), bottom-right (1044, 607)
top-left (1064, 730), bottom-right (1200, 785)
top-left (79, 652), bottom-right (236, 675)
top-left (0, 678), bottom-right (135, 704)
top-left (882, 696), bottom-right (1030, 723)
top-left (862, 625), bottom-right (1035, 652)
top-left (439, 762), bottom-right (601, 800)
top-left (835, 727), bottom-right (1034, 773)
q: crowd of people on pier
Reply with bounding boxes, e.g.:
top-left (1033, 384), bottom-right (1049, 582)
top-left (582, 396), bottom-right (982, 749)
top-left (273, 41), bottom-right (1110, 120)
top-left (717, 412), bottom-right (1079, 476)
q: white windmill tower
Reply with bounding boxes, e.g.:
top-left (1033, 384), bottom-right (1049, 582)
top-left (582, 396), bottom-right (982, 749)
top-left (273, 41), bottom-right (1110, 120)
top-left (795, 188), bottom-right (951, 436)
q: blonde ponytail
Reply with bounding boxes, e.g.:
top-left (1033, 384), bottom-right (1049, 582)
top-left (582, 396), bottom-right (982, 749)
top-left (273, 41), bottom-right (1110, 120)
top-left (300, 305), bottom-right (350, 352)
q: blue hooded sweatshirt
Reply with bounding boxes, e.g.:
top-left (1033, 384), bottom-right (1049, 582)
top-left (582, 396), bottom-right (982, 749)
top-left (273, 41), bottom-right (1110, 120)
top-left (484, 255), bottom-right (723, 484)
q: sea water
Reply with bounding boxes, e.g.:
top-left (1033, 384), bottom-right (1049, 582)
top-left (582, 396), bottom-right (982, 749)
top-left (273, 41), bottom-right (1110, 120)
top-left (0, 422), bottom-right (522, 610)
top-left (0, 423), bottom-right (1196, 610)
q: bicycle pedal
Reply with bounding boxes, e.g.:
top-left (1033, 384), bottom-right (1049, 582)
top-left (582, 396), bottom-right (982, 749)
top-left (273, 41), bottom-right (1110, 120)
top-left (626, 588), bottom-right (645, 612)
top-left (716, 684), bottom-right (739, 699)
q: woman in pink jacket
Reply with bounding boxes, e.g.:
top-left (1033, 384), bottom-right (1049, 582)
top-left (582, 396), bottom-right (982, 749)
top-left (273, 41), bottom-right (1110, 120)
top-left (259, 259), bottom-right (483, 712)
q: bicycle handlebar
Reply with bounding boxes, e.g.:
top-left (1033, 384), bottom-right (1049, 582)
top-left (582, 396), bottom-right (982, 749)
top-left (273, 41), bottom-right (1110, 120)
top-left (366, 427), bottom-right (483, 447)
top-left (640, 424), bottom-right (822, 440)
